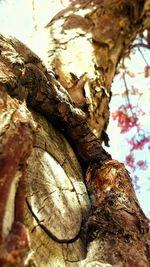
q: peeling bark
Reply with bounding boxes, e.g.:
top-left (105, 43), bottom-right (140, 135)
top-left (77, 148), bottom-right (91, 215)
top-left (0, 1), bottom-right (150, 265)
top-left (85, 160), bottom-right (150, 266)
top-left (45, 0), bottom-right (149, 138)
top-left (0, 90), bottom-right (35, 266)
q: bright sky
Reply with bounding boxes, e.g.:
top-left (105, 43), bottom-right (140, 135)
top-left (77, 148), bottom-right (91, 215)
top-left (106, 52), bottom-right (150, 218)
top-left (0, 0), bottom-right (149, 218)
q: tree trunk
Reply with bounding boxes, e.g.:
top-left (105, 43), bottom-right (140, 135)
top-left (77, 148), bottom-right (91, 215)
top-left (45, 0), bottom-right (150, 139)
top-left (0, 0), bottom-right (150, 266)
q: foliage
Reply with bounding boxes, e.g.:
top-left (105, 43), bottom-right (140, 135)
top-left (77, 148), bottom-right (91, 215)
top-left (112, 43), bottom-right (150, 175)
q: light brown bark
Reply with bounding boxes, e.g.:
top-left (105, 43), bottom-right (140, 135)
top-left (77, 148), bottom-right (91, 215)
top-left (0, 0), bottom-right (150, 265)
top-left (45, 0), bottom-right (150, 139)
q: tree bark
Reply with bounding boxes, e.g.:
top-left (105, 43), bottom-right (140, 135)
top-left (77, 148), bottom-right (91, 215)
top-left (45, 0), bottom-right (150, 139)
top-left (0, 0), bottom-right (150, 265)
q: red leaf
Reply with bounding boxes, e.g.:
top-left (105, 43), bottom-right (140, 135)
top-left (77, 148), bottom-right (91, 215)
top-left (137, 160), bottom-right (148, 170)
top-left (125, 154), bottom-right (135, 171)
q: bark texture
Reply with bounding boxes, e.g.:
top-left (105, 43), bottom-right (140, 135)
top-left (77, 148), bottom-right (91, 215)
top-left (25, 111), bottom-right (90, 267)
top-left (0, 90), bottom-right (35, 266)
top-left (0, 0), bottom-right (150, 265)
top-left (45, 0), bottom-right (150, 139)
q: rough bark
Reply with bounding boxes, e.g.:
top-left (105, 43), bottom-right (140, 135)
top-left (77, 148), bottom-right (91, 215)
top-left (0, 0), bottom-right (150, 265)
top-left (0, 90), bottom-right (35, 266)
top-left (45, 0), bottom-right (150, 139)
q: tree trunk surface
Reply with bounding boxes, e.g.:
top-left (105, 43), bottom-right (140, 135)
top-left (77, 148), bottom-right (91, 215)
top-left (0, 0), bottom-right (150, 266)
top-left (45, 0), bottom-right (150, 139)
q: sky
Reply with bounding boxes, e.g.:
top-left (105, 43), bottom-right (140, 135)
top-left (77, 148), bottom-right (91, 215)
top-left (0, 0), bottom-right (149, 218)
top-left (106, 59), bottom-right (150, 217)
